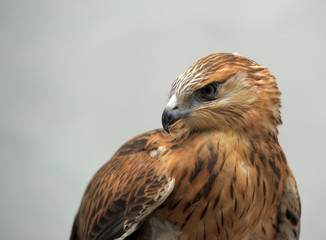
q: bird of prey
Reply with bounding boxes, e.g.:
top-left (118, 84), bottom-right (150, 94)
top-left (70, 53), bottom-right (301, 240)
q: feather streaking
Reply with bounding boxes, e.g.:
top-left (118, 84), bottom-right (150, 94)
top-left (70, 53), bottom-right (301, 240)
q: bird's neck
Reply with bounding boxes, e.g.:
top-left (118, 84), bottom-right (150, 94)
top-left (168, 120), bottom-right (280, 152)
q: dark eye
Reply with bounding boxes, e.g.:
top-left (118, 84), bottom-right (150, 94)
top-left (199, 83), bottom-right (218, 100)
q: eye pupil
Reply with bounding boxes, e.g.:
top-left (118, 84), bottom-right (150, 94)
top-left (200, 83), bottom-right (218, 100)
top-left (204, 85), bottom-right (214, 95)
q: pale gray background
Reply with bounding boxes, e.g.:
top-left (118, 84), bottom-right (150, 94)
top-left (1, 0), bottom-right (325, 239)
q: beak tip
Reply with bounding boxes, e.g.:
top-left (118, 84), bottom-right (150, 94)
top-left (163, 127), bottom-right (170, 134)
top-left (163, 122), bottom-right (171, 133)
top-left (162, 111), bottom-right (171, 133)
top-left (162, 107), bottom-right (182, 134)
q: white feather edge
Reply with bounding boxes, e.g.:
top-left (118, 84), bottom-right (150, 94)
top-left (114, 178), bottom-right (176, 240)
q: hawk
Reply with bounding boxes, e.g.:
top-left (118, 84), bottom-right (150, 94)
top-left (70, 53), bottom-right (301, 240)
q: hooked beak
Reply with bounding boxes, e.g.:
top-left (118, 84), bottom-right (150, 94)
top-left (162, 94), bottom-right (183, 133)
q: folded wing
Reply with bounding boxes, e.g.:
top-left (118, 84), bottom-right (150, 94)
top-left (70, 130), bottom-right (175, 240)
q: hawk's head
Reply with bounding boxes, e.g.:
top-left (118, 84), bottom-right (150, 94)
top-left (162, 53), bottom-right (282, 135)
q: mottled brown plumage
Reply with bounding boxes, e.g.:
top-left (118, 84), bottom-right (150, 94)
top-left (71, 53), bottom-right (301, 240)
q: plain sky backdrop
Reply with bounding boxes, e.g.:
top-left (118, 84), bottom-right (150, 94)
top-left (1, 0), bottom-right (326, 239)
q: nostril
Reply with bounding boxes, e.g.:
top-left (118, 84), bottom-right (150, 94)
top-left (172, 106), bottom-right (179, 110)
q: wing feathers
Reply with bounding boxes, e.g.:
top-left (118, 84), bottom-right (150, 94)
top-left (72, 130), bottom-right (175, 240)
